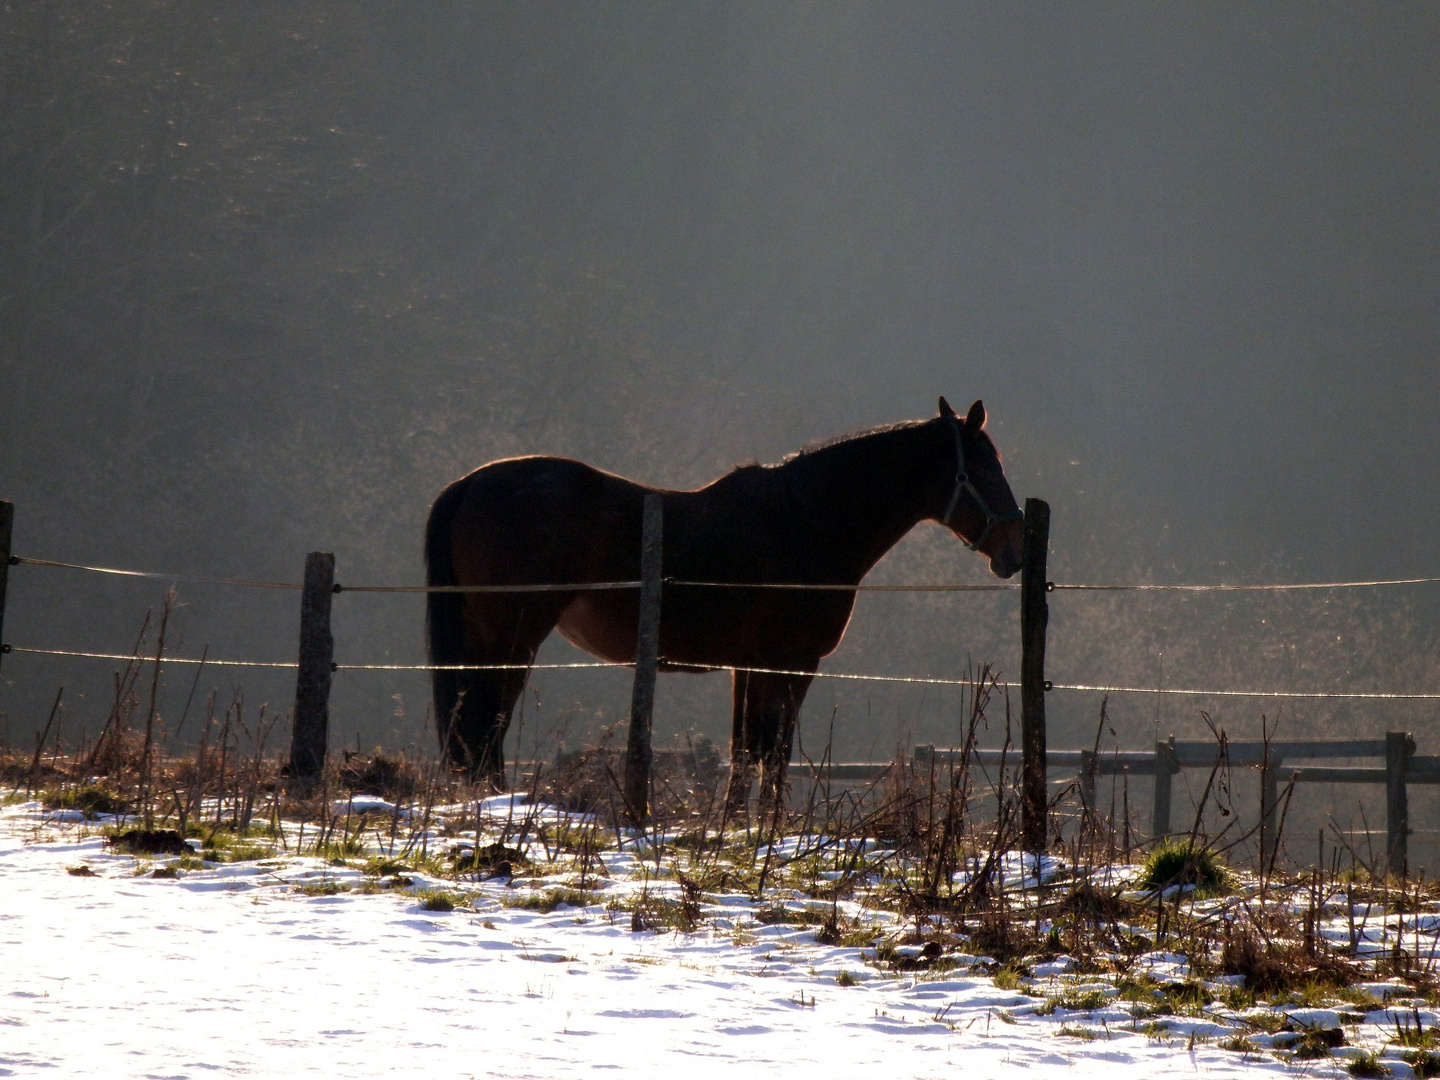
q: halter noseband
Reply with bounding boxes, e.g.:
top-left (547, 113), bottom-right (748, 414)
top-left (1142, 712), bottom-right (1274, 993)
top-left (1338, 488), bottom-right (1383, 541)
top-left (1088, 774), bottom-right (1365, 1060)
top-left (939, 418), bottom-right (1023, 552)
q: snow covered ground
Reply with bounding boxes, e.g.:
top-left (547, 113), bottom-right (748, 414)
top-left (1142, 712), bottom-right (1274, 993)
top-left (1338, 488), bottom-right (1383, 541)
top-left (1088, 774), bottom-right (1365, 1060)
top-left (0, 800), bottom-right (1423, 1079)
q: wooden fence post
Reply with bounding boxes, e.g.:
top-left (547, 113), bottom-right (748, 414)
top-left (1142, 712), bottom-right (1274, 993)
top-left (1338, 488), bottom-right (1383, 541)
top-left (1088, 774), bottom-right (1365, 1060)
top-left (1152, 735), bottom-right (1176, 840)
top-left (0, 501), bottom-right (12, 676)
top-left (1386, 730), bottom-right (1414, 877)
top-left (287, 551), bottom-right (335, 785)
top-left (624, 494), bottom-right (663, 824)
top-left (1078, 750), bottom-right (1096, 814)
top-left (1020, 497), bottom-right (1050, 854)
top-left (913, 744), bottom-right (936, 773)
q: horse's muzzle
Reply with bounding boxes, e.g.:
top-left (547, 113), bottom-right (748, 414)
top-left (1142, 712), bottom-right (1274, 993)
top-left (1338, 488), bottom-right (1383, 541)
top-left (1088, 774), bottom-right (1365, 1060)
top-left (987, 537), bottom-right (1023, 579)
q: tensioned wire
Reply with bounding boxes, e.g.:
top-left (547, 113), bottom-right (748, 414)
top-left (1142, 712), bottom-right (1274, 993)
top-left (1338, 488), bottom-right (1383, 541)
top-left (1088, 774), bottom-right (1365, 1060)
top-left (11, 554), bottom-right (1440, 698)
top-left (13, 554), bottom-right (1440, 593)
top-left (8, 646), bottom-right (1440, 700)
top-left (9, 556), bottom-right (303, 590)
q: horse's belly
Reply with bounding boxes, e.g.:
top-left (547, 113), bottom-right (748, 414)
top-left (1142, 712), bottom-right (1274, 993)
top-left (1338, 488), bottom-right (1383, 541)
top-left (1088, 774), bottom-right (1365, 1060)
top-left (555, 597), bottom-right (638, 665)
top-left (555, 591), bottom-right (853, 669)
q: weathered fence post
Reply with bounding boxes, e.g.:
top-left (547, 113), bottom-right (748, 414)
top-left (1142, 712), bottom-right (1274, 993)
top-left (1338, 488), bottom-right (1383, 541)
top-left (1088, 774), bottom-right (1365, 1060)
top-left (286, 551), bottom-right (335, 785)
top-left (913, 744), bottom-right (936, 773)
top-left (1386, 730), bottom-right (1414, 877)
top-left (624, 494), bottom-right (663, 824)
top-left (1152, 735), bottom-right (1176, 839)
top-left (0, 501), bottom-right (12, 675)
top-left (1020, 497), bottom-right (1050, 854)
top-left (1078, 750), bottom-right (1096, 814)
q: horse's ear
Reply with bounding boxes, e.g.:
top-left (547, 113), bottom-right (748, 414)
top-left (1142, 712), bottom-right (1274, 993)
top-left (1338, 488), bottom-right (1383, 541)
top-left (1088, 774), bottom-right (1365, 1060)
top-left (964, 399), bottom-right (986, 434)
top-left (938, 396), bottom-right (956, 419)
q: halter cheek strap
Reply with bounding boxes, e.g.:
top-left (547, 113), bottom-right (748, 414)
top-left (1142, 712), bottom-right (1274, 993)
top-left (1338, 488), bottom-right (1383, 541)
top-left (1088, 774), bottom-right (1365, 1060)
top-left (939, 419), bottom-right (1023, 552)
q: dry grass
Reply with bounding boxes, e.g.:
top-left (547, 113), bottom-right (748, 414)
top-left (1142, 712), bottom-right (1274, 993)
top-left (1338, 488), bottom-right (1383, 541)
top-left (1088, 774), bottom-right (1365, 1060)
top-left (5, 658), bottom-right (1438, 1022)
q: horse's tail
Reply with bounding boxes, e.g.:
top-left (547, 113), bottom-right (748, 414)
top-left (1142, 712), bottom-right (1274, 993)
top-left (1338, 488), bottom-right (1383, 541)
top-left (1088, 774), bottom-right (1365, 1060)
top-left (425, 477), bottom-right (469, 737)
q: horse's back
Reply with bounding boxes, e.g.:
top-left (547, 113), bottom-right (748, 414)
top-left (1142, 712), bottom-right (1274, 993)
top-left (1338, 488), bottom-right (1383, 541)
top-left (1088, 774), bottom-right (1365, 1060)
top-left (436, 456), bottom-right (649, 585)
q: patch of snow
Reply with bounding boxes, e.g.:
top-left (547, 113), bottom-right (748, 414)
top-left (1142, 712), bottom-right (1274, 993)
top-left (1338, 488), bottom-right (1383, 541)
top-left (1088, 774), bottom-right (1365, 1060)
top-left (1031, 955), bottom-right (1077, 977)
top-left (1282, 1008), bottom-right (1341, 1030)
top-left (330, 795), bottom-right (404, 817)
top-left (1354, 980), bottom-right (1406, 1001)
top-left (0, 802), bottom-right (1412, 1079)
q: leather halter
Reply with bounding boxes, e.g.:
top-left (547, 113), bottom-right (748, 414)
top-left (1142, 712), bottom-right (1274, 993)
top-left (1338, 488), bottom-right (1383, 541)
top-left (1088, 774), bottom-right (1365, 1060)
top-left (939, 418), bottom-right (1023, 552)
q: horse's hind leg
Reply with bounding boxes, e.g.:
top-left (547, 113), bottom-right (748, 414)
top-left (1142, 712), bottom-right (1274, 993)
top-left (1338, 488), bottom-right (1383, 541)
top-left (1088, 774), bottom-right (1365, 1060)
top-left (443, 596), bottom-right (566, 786)
top-left (442, 669), bottom-right (525, 786)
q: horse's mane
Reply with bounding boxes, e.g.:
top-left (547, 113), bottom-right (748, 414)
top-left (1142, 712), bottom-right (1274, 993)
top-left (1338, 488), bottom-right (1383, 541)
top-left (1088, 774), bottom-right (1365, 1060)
top-left (728, 419), bottom-right (932, 476)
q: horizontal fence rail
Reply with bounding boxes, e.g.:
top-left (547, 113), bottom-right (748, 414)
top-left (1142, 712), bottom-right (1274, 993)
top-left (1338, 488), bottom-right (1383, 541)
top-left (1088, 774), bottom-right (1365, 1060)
top-left (859, 738), bottom-right (1434, 876)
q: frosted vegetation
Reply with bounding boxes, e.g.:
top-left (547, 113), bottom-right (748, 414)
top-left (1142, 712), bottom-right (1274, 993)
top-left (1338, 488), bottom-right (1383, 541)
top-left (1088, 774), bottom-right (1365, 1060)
top-left (6, 700), bottom-right (1440, 1078)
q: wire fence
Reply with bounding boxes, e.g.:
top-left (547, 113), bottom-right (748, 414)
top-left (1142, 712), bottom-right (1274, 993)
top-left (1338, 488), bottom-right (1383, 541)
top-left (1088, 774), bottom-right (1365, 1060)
top-left (6, 551), bottom-right (1440, 700)
top-left (15, 552), bottom-right (1440, 593)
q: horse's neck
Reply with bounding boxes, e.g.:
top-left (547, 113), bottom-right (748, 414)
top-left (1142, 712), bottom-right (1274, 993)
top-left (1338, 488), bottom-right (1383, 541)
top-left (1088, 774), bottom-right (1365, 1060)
top-left (784, 426), bottom-right (942, 582)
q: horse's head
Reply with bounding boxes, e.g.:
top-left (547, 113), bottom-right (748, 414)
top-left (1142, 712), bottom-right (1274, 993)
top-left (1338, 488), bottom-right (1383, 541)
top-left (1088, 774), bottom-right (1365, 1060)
top-left (935, 397), bottom-right (1024, 578)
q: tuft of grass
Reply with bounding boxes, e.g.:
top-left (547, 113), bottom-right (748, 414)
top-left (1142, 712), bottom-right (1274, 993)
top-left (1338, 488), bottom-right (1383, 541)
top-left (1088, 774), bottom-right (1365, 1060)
top-left (1139, 839), bottom-right (1231, 897)
top-left (1046, 988), bottom-right (1112, 1013)
top-left (296, 879), bottom-right (348, 897)
top-left (1346, 1051), bottom-right (1387, 1078)
top-left (1237, 1010), bottom-right (1288, 1035)
top-left (1218, 983), bottom-right (1256, 1010)
top-left (1404, 1050), bottom-right (1440, 1078)
top-left (453, 842), bottom-right (524, 875)
top-left (417, 889), bottom-right (460, 912)
top-left (1221, 921), bottom-right (1356, 996)
top-left (363, 853), bottom-right (448, 879)
top-left (337, 750), bottom-right (423, 799)
top-left (1114, 975), bottom-right (1211, 1017)
top-left (203, 840), bottom-right (274, 863)
top-left (616, 892), bottom-right (703, 934)
top-left (364, 857), bottom-right (414, 877)
top-left (508, 888), bottom-right (600, 915)
top-left (836, 924), bottom-right (880, 948)
top-left (1389, 1009), bottom-right (1440, 1050)
top-left (755, 903), bottom-right (829, 927)
top-left (992, 963), bottom-right (1031, 991)
top-left (1281, 1025), bottom-right (1345, 1060)
top-left (199, 827), bottom-right (278, 862)
top-left (42, 783), bottom-right (129, 817)
top-left (314, 834), bottom-right (368, 860)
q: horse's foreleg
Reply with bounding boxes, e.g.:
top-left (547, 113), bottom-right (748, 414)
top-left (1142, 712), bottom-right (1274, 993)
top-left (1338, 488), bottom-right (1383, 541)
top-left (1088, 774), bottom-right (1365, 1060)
top-left (724, 670), bottom-right (758, 817)
top-left (742, 671), bottom-right (815, 827)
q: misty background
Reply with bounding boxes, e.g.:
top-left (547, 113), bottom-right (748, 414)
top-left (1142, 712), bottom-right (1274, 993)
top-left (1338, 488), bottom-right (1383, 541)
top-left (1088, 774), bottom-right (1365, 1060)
top-left (2, 3), bottom-right (1437, 858)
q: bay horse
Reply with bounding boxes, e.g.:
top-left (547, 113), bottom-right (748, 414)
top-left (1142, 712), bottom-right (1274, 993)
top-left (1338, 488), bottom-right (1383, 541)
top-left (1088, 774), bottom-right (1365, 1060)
top-left (425, 397), bottom-right (1024, 806)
